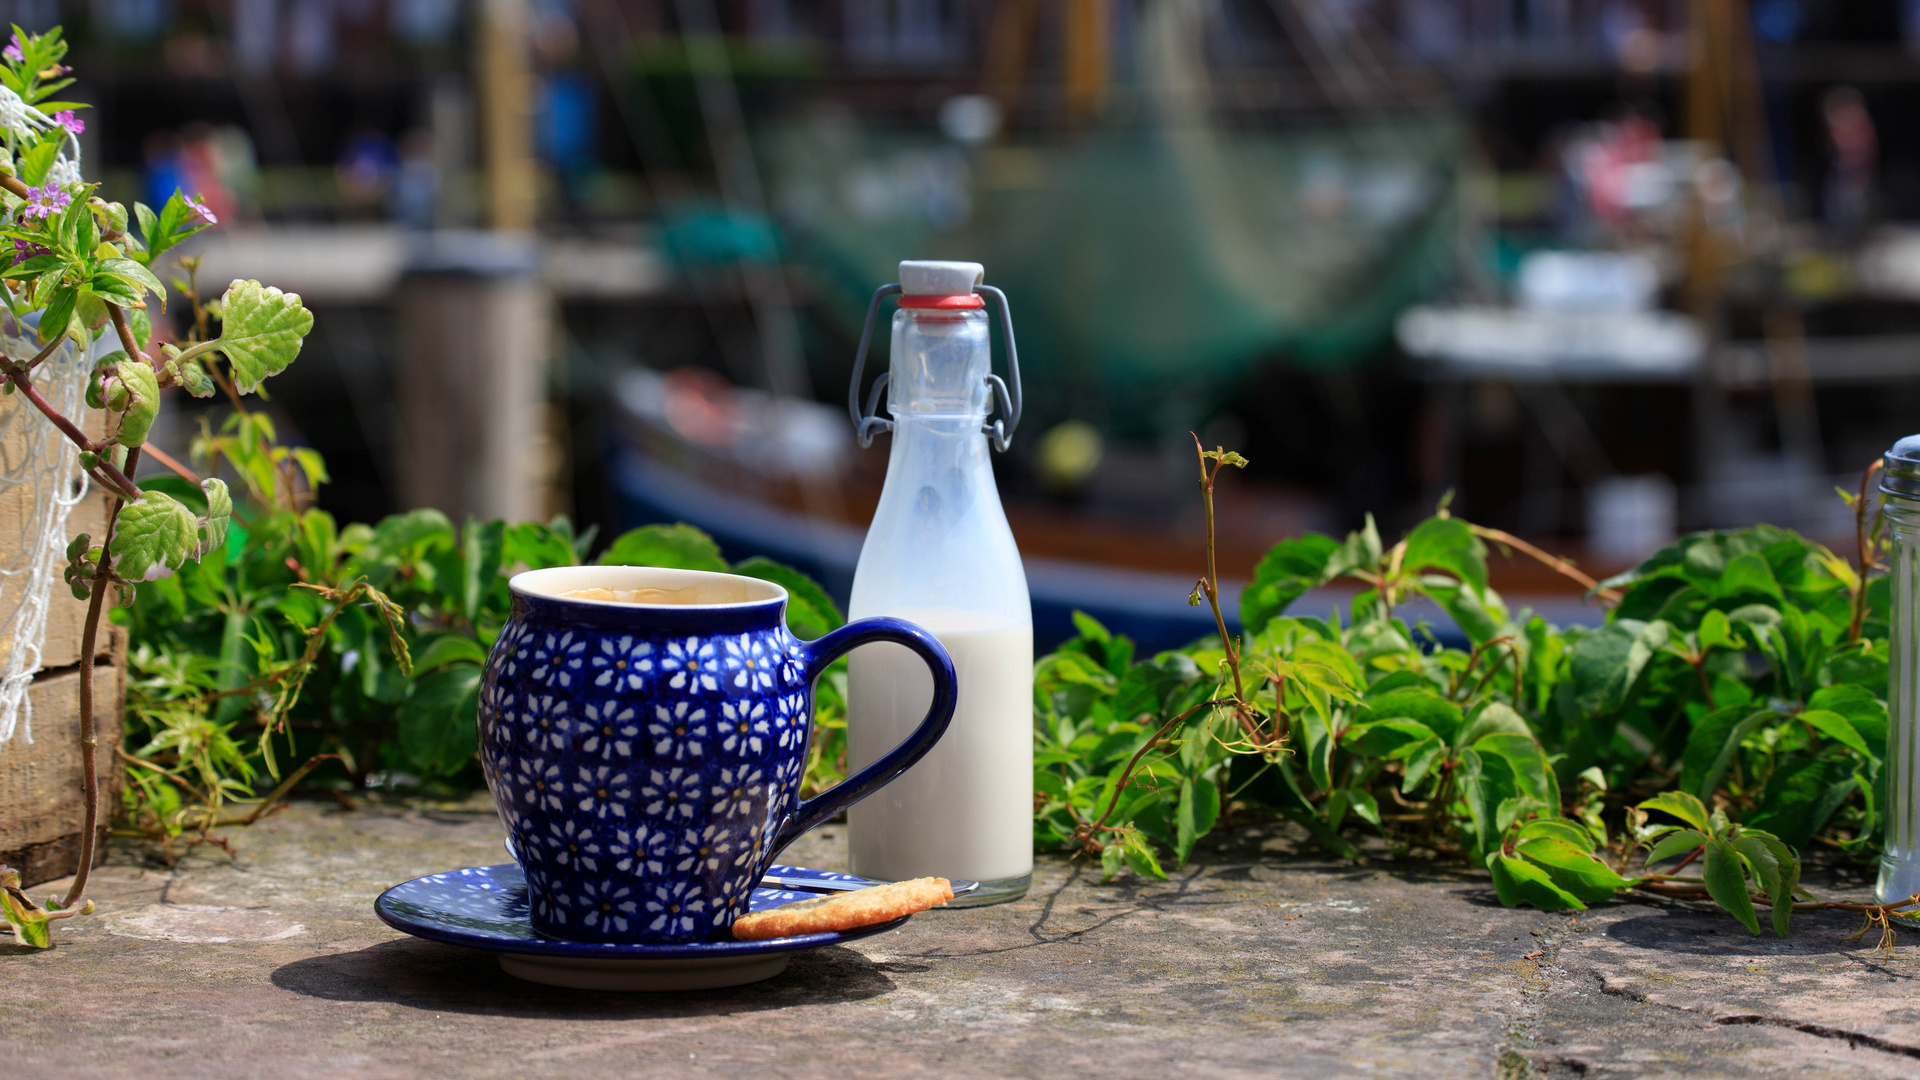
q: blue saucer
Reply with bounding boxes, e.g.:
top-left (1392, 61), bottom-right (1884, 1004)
top-left (376, 864), bottom-right (929, 991)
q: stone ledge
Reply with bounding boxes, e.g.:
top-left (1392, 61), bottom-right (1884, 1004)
top-left (4, 801), bottom-right (1914, 1080)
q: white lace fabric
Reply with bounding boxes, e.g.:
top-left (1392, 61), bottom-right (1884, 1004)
top-left (0, 125), bottom-right (94, 754)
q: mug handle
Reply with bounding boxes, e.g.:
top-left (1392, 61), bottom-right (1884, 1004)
top-left (764, 617), bottom-right (958, 857)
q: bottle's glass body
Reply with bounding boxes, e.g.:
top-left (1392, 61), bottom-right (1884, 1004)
top-left (844, 306), bottom-right (1033, 906)
top-left (1882, 494), bottom-right (1920, 903)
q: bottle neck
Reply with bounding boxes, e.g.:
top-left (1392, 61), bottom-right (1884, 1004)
top-left (888, 307), bottom-right (990, 422)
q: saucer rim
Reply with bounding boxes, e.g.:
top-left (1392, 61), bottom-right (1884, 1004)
top-left (375, 863), bottom-right (912, 959)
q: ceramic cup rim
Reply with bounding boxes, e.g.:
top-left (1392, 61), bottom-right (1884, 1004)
top-left (508, 565), bottom-right (789, 611)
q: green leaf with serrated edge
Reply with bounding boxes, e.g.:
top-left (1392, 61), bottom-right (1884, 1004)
top-left (1515, 818), bottom-right (1598, 851)
top-left (731, 556), bottom-right (845, 641)
top-left (1798, 709), bottom-right (1871, 757)
top-left (109, 490), bottom-right (197, 581)
top-left (197, 478), bottom-right (230, 557)
top-left (1100, 843), bottom-right (1127, 881)
top-left (596, 522), bottom-right (728, 571)
top-left (1639, 791), bottom-right (1711, 833)
top-left (111, 357), bottom-right (159, 447)
top-left (1703, 838), bottom-right (1762, 935)
top-left (1488, 852), bottom-right (1587, 911)
top-left (208, 279), bottom-right (313, 392)
top-left (1124, 835), bottom-right (1167, 880)
top-left (1515, 837), bottom-right (1632, 903)
top-left (1644, 829), bottom-right (1708, 864)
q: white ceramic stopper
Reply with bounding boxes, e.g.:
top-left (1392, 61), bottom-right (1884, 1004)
top-left (898, 260), bottom-right (983, 297)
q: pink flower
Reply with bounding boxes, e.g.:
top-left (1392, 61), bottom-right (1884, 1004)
top-left (51, 110), bottom-right (82, 135)
top-left (20, 184), bottom-right (69, 220)
top-left (4, 36), bottom-right (22, 63)
top-left (184, 194), bottom-right (217, 226)
top-left (9, 238), bottom-right (46, 265)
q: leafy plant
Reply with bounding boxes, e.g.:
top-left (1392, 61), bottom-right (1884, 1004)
top-left (0, 26), bottom-right (329, 946)
top-left (1033, 434), bottom-right (1916, 942)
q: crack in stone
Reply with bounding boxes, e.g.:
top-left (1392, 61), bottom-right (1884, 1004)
top-left (1712, 1013), bottom-right (1920, 1059)
top-left (1498, 918), bottom-right (1570, 1079)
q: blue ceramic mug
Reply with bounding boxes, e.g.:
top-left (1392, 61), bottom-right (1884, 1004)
top-left (478, 566), bottom-right (957, 944)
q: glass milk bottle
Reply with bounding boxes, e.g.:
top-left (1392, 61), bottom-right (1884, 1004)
top-left (843, 260), bottom-right (1032, 906)
top-left (1881, 435), bottom-right (1920, 903)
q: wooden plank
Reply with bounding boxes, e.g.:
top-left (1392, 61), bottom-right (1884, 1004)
top-left (0, 649), bottom-right (126, 887)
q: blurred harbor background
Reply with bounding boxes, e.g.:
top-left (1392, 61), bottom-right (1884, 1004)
top-left (41, 0), bottom-right (1920, 646)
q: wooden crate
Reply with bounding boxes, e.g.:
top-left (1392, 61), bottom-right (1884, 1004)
top-left (0, 634), bottom-right (126, 886)
top-left (0, 399), bottom-right (128, 888)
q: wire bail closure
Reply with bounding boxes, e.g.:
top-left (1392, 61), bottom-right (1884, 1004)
top-left (846, 282), bottom-right (1023, 452)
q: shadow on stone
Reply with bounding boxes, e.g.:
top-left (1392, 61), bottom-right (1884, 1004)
top-left (1603, 906), bottom-right (1877, 956)
top-left (270, 938), bottom-right (894, 1016)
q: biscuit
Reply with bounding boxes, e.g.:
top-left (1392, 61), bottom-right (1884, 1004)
top-left (731, 877), bottom-right (954, 940)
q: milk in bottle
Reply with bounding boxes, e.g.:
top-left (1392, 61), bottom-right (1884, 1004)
top-left (844, 260), bottom-right (1033, 905)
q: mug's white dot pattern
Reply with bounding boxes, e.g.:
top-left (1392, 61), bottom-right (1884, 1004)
top-left (479, 617), bottom-right (814, 944)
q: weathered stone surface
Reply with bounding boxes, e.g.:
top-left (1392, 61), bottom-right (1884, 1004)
top-left (2, 803), bottom-right (1916, 1079)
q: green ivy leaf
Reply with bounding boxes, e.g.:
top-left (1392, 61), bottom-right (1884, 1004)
top-left (732, 556), bottom-right (845, 641)
top-left (1643, 828), bottom-right (1708, 864)
top-left (197, 478), bottom-right (231, 557)
top-left (110, 490), bottom-right (198, 581)
top-left (1363, 690), bottom-right (1463, 744)
top-left (1514, 818), bottom-right (1599, 851)
top-left (413, 634), bottom-right (490, 673)
top-left (1638, 791), bottom-right (1712, 833)
top-left (1487, 852), bottom-right (1587, 911)
top-left (398, 663), bottom-right (482, 776)
top-left (1241, 534), bottom-right (1337, 635)
top-left (1807, 684), bottom-right (1887, 760)
top-left (1679, 706), bottom-right (1773, 801)
top-left (1798, 709), bottom-right (1871, 757)
top-left (1402, 516), bottom-right (1489, 593)
top-left (1123, 833), bottom-right (1167, 880)
top-left (1514, 836), bottom-right (1632, 903)
top-left (1174, 777), bottom-right (1220, 865)
top-left (210, 279), bottom-right (314, 392)
top-left (596, 522), bottom-right (728, 572)
top-left (1703, 838), bottom-right (1762, 935)
top-left (110, 356), bottom-right (160, 447)
top-left (1568, 619), bottom-right (1669, 716)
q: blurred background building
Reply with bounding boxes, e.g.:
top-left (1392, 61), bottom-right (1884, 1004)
top-left (39, 0), bottom-right (1920, 642)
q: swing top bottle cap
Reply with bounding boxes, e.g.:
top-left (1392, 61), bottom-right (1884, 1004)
top-left (1885, 434), bottom-right (1920, 499)
top-left (899, 261), bottom-right (984, 299)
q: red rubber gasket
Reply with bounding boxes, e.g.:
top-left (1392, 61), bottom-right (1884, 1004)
top-left (897, 293), bottom-right (985, 309)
